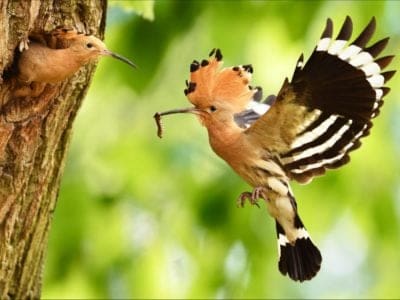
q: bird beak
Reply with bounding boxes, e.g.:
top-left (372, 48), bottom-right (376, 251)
top-left (155, 107), bottom-right (204, 117)
top-left (103, 49), bottom-right (137, 69)
top-left (154, 107), bottom-right (205, 138)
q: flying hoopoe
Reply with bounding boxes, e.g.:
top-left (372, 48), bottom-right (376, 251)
top-left (154, 17), bottom-right (395, 281)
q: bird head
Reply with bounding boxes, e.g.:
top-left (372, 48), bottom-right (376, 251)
top-left (70, 34), bottom-right (137, 68)
top-left (157, 49), bottom-right (258, 132)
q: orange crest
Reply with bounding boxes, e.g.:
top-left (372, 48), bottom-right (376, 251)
top-left (184, 49), bottom-right (257, 111)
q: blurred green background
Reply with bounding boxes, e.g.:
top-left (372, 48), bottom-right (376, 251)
top-left (42, 1), bottom-right (400, 298)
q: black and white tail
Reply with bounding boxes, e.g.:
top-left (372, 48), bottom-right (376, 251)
top-left (274, 191), bottom-right (322, 282)
top-left (280, 16), bottom-right (395, 184)
top-left (276, 216), bottom-right (322, 282)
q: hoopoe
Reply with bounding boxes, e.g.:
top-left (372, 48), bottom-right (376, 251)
top-left (155, 17), bottom-right (395, 281)
top-left (15, 27), bottom-right (136, 97)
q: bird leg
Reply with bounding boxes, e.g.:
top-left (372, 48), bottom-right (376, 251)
top-left (252, 186), bottom-right (268, 200)
top-left (237, 187), bottom-right (269, 208)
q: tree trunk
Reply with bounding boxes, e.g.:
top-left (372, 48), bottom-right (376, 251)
top-left (0, 1), bottom-right (106, 298)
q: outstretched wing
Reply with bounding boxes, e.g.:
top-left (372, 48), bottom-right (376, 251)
top-left (246, 16), bottom-right (395, 184)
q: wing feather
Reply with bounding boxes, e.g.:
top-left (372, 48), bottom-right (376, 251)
top-left (246, 17), bottom-right (394, 184)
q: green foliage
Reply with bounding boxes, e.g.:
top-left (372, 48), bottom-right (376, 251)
top-left (43, 1), bottom-right (400, 298)
top-left (111, 0), bottom-right (155, 21)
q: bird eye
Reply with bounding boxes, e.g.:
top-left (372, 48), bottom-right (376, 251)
top-left (86, 43), bottom-right (93, 48)
top-left (210, 105), bottom-right (217, 112)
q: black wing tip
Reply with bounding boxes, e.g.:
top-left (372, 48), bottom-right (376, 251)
top-left (336, 16), bottom-right (353, 40)
top-left (370, 15), bottom-right (377, 25)
top-left (375, 55), bottom-right (395, 70)
top-left (381, 86), bottom-right (391, 96)
top-left (321, 18), bottom-right (333, 39)
top-left (352, 16), bottom-right (376, 47)
top-left (278, 237), bottom-right (322, 282)
top-left (365, 37), bottom-right (390, 57)
top-left (382, 70), bottom-right (396, 83)
top-left (366, 16), bottom-right (377, 32)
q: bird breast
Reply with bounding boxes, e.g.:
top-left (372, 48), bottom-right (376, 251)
top-left (18, 44), bottom-right (84, 84)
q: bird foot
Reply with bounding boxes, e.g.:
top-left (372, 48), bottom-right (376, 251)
top-left (237, 187), bottom-right (268, 208)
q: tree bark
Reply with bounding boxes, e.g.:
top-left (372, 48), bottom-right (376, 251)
top-left (0, 1), bottom-right (106, 298)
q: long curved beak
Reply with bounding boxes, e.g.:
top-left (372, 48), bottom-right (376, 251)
top-left (154, 107), bottom-right (204, 138)
top-left (103, 50), bottom-right (137, 69)
top-left (155, 107), bottom-right (203, 117)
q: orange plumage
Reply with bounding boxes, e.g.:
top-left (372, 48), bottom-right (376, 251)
top-left (14, 27), bottom-right (136, 97)
top-left (155, 16), bottom-right (396, 282)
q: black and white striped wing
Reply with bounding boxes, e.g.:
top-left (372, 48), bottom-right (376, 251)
top-left (248, 16), bottom-right (395, 184)
top-left (282, 17), bottom-right (395, 183)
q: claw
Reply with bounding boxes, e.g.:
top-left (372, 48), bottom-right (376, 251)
top-left (237, 191), bottom-right (260, 208)
top-left (237, 191), bottom-right (251, 207)
top-left (237, 186), bottom-right (269, 208)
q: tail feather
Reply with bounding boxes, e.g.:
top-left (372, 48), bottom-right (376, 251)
top-left (276, 220), bottom-right (322, 282)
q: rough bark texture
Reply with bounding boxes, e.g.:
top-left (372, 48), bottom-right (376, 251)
top-left (0, 1), bottom-right (106, 298)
